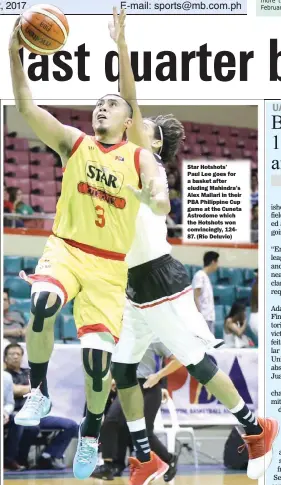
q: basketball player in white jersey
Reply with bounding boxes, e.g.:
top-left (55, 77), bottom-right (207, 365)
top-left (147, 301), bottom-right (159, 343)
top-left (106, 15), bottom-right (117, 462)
top-left (108, 10), bottom-right (278, 485)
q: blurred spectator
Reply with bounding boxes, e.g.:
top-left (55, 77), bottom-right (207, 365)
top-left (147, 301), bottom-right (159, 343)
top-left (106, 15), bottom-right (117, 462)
top-left (4, 343), bottom-right (79, 471)
top-left (3, 288), bottom-right (26, 344)
top-left (92, 341), bottom-right (182, 481)
top-left (3, 370), bottom-right (15, 424)
top-left (251, 204), bottom-right (258, 243)
top-left (223, 303), bottom-right (250, 348)
top-left (249, 269), bottom-right (258, 336)
top-left (4, 186), bottom-right (14, 228)
top-left (4, 186), bottom-right (14, 213)
top-left (169, 197), bottom-right (182, 225)
top-left (192, 251), bottom-right (219, 335)
top-left (167, 172), bottom-right (181, 199)
top-left (251, 171), bottom-right (258, 207)
top-left (7, 187), bottom-right (34, 215)
top-left (167, 170), bottom-right (182, 237)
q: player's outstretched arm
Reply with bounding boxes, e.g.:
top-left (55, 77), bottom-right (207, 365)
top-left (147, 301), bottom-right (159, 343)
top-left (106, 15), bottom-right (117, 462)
top-left (129, 149), bottom-right (170, 215)
top-left (9, 19), bottom-right (81, 165)
top-left (109, 8), bottom-right (150, 150)
top-left (143, 356), bottom-right (182, 389)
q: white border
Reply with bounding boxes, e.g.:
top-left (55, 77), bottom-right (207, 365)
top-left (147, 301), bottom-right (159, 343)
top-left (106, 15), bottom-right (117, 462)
top-left (1, 99), bottom-right (263, 466)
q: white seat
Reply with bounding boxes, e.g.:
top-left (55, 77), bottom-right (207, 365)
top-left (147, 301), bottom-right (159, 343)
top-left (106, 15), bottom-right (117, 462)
top-left (154, 396), bottom-right (199, 481)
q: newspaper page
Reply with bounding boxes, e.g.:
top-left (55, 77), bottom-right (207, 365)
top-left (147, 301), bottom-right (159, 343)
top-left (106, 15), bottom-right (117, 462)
top-left (0, 1), bottom-right (279, 484)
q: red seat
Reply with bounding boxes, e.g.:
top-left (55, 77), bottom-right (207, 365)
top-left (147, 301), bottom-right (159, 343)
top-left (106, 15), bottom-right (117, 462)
top-left (5, 137), bottom-right (29, 151)
top-left (221, 147), bottom-right (232, 158)
top-left (30, 166), bottom-right (55, 180)
top-left (5, 150), bottom-right (29, 164)
top-left (5, 177), bottom-right (30, 194)
top-left (56, 181), bottom-right (62, 194)
top-left (248, 130), bottom-right (258, 139)
top-left (192, 145), bottom-right (205, 157)
top-left (30, 194), bottom-right (44, 209)
top-left (71, 120), bottom-right (92, 133)
top-left (44, 220), bottom-right (54, 231)
top-left (229, 148), bottom-right (243, 159)
top-left (242, 149), bottom-right (253, 159)
top-left (55, 167), bottom-right (63, 179)
top-left (31, 180), bottom-right (57, 196)
top-left (22, 194), bottom-right (30, 205)
top-left (182, 122), bottom-right (192, 133)
top-left (71, 109), bottom-right (92, 121)
top-left (212, 146), bottom-right (224, 158)
top-left (5, 164), bottom-right (30, 178)
top-left (31, 195), bottom-right (57, 212)
top-left (30, 152), bottom-right (57, 166)
top-left (42, 196), bottom-right (57, 213)
top-left (196, 133), bottom-right (216, 145)
top-left (208, 124), bottom-right (220, 135)
top-left (48, 107), bottom-right (72, 124)
top-left (4, 162), bottom-right (16, 176)
top-left (216, 126), bottom-right (231, 136)
top-left (244, 139), bottom-right (258, 151)
top-left (186, 133), bottom-right (197, 145)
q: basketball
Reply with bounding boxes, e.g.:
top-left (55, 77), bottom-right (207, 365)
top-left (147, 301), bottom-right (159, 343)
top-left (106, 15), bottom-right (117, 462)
top-left (19, 4), bottom-right (69, 55)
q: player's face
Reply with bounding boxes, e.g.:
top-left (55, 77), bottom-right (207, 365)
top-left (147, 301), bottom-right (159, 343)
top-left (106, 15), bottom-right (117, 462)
top-left (92, 96), bottom-right (132, 137)
top-left (143, 119), bottom-right (162, 153)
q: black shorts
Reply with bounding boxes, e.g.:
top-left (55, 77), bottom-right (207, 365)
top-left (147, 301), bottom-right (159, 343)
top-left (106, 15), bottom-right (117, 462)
top-left (126, 254), bottom-right (191, 304)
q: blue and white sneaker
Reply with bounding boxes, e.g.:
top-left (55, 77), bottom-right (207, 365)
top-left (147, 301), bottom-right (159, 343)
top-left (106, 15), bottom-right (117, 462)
top-left (73, 419), bottom-right (99, 479)
top-left (14, 387), bottom-right (51, 426)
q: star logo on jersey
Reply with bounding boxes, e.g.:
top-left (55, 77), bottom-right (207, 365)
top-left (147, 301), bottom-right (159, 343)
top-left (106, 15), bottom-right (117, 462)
top-left (85, 161), bottom-right (124, 195)
top-left (115, 155), bottom-right (124, 162)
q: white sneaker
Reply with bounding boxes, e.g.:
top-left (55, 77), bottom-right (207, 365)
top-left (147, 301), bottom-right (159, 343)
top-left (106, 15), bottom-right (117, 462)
top-left (14, 387), bottom-right (52, 426)
top-left (73, 419), bottom-right (99, 479)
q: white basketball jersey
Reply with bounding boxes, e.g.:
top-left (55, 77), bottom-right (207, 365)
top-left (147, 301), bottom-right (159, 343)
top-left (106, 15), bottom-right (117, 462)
top-left (126, 156), bottom-right (171, 269)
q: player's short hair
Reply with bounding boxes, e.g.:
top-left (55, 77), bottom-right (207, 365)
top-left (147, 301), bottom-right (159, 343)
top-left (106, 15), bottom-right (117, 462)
top-left (203, 251), bottom-right (219, 267)
top-left (98, 94), bottom-right (133, 118)
top-left (4, 288), bottom-right (10, 298)
top-left (149, 114), bottom-right (185, 164)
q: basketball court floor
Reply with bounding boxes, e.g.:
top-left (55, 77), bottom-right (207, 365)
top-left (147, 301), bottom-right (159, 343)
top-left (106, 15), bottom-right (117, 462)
top-left (4, 467), bottom-right (256, 485)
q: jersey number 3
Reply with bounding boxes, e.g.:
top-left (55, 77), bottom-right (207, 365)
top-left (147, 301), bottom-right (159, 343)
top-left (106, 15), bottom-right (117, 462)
top-left (95, 205), bottom-right (105, 228)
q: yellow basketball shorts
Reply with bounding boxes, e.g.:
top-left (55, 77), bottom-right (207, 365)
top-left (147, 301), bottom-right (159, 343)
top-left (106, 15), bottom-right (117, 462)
top-left (28, 235), bottom-right (128, 345)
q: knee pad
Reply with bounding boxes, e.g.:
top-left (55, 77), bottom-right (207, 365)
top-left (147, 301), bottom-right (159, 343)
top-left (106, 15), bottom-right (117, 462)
top-left (186, 354), bottom-right (218, 385)
top-left (111, 362), bottom-right (138, 390)
top-left (83, 349), bottom-right (112, 393)
top-left (31, 291), bottom-right (62, 333)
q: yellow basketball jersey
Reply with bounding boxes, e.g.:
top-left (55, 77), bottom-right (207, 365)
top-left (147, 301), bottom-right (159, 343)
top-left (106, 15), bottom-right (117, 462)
top-left (52, 134), bottom-right (141, 256)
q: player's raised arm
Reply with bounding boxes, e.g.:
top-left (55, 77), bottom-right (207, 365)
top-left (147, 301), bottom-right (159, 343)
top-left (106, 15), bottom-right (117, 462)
top-left (109, 9), bottom-right (150, 149)
top-left (129, 149), bottom-right (171, 215)
top-left (9, 19), bottom-right (81, 165)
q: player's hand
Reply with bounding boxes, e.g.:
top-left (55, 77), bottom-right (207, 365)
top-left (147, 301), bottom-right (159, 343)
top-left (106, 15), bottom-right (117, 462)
top-left (108, 7), bottom-right (126, 46)
top-left (143, 373), bottom-right (160, 389)
top-left (9, 17), bottom-right (22, 53)
top-left (161, 388), bottom-right (170, 404)
top-left (128, 173), bottom-right (161, 206)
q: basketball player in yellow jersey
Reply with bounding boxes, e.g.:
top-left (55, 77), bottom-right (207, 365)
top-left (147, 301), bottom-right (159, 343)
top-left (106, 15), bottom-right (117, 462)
top-left (9, 21), bottom-right (170, 479)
